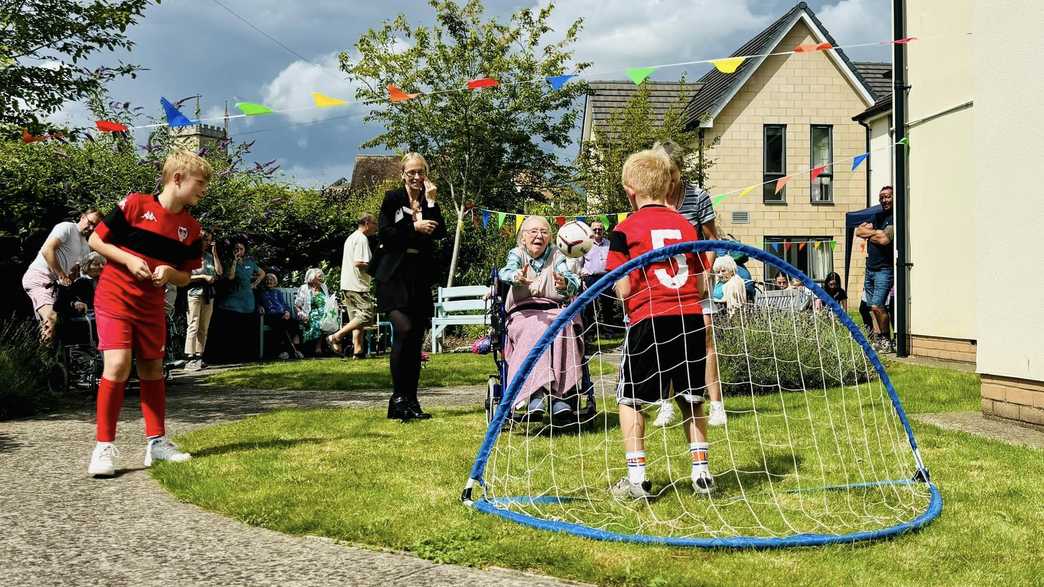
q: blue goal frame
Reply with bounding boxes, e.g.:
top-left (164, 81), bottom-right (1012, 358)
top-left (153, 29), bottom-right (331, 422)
top-left (461, 240), bottom-right (942, 549)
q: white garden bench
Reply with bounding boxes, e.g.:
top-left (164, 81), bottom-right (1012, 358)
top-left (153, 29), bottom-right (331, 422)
top-left (754, 289), bottom-right (813, 312)
top-left (431, 285), bottom-right (491, 353)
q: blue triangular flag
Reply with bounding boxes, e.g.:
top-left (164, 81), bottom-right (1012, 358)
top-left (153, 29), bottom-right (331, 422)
top-left (577, 216), bottom-right (586, 224)
top-left (771, 242), bottom-right (782, 253)
top-left (851, 153), bottom-right (868, 171)
top-left (161, 97), bottom-right (196, 128)
top-left (546, 75), bottom-right (576, 90)
top-left (482, 210), bottom-right (490, 228)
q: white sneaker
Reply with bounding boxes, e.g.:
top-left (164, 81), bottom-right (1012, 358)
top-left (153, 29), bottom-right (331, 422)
top-left (611, 477), bottom-right (655, 501)
top-left (653, 400), bottom-right (677, 427)
top-left (144, 436), bottom-right (191, 467)
top-left (708, 401), bottom-right (727, 427)
top-left (692, 471), bottom-right (716, 495)
top-left (88, 442), bottom-right (119, 477)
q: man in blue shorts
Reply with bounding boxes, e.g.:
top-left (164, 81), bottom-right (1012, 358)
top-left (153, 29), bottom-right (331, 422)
top-left (856, 186), bottom-right (894, 353)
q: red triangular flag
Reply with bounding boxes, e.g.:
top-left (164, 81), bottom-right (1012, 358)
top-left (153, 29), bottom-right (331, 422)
top-left (466, 77), bottom-right (499, 90)
top-left (810, 165), bottom-right (827, 181)
top-left (21, 129), bottom-right (46, 143)
top-left (894, 37), bottom-right (918, 45)
top-left (96, 120), bottom-right (129, 132)
top-left (775, 176), bottom-right (790, 194)
top-left (554, 216), bottom-right (565, 227)
top-left (387, 84), bottom-right (419, 103)
top-left (784, 241), bottom-right (793, 252)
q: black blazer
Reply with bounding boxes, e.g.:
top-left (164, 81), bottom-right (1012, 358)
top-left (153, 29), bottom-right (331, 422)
top-left (374, 186), bottom-right (447, 283)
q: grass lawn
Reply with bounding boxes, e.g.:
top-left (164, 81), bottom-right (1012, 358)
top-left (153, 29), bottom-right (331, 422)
top-left (204, 352), bottom-right (618, 392)
top-left (154, 359), bottom-right (1042, 586)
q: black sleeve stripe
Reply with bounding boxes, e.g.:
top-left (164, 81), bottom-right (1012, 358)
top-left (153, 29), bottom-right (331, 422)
top-left (102, 204), bottom-right (132, 243)
top-left (608, 230), bottom-right (629, 255)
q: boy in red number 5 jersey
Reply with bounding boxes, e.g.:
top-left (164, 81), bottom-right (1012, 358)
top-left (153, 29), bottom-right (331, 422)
top-left (86, 150), bottom-right (211, 477)
top-left (605, 148), bottom-right (714, 500)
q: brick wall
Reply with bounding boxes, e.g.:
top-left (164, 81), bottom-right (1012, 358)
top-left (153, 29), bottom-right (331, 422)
top-left (704, 21), bottom-right (872, 294)
top-left (981, 374), bottom-right (1044, 431)
top-left (909, 334), bottom-right (976, 363)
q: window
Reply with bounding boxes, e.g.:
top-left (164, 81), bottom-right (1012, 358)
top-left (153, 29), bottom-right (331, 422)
top-left (763, 124), bottom-right (786, 203)
top-left (810, 125), bottom-right (833, 203)
top-left (763, 236), bottom-right (834, 285)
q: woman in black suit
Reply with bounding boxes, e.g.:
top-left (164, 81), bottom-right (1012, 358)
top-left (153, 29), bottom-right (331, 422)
top-left (375, 153), bottom-right (447, 421)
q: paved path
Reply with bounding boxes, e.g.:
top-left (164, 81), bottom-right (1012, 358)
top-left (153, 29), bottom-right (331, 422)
top-left (912, 411), bottom-right (1044, 450)
top-left (0, 373), bottom-right (584, 587)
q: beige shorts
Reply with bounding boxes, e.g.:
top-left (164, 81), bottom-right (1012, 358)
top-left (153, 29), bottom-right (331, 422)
top-left (340, 290), bottom-right (375, 326)
top-left (22, 266), bottom-right (56, 314)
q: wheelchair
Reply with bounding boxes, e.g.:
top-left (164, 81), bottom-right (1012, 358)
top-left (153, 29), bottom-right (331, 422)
top-left (48, 311), bottom-right (103, 394)
top-left (482, 269), bottom-right (597, 428)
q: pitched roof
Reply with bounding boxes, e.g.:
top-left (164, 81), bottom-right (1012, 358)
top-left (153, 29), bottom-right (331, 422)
top-left (682, 1), bottom-right (875, 127)
top-left (854, 62), bottom-right (892, 100)
top-left (348, 155), bottom-right (399, 193)
top-left (582, 81), bottom-right (702, 141)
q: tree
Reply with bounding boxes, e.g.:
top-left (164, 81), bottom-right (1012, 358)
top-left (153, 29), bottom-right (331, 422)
top-left (0, 0), bottom-right (155, 131)
top-left (577, 80), bottom-right (715, 213)
top-left (340, 0), bottom-right (589, 286)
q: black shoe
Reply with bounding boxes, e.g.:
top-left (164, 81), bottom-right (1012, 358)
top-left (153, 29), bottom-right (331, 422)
top-left (387, 396), bottom-right (417, 421)
top-left (409, 399), bottom-right (432, 419)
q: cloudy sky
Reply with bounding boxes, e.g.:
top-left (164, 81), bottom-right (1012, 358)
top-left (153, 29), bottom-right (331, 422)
top-left (50, 0), bottom-right (891, 187)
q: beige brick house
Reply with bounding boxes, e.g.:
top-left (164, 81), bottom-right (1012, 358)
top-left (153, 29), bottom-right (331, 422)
top-left (581, 2), bottom-right (891, 294)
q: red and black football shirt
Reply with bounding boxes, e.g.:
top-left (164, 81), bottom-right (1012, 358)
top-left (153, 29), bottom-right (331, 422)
top-left (94, 193), bottom-right (202, 318)
top-left (606, 205), bottom-right (706, 324)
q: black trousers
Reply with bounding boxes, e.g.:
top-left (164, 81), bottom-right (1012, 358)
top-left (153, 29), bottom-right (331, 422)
top-left (387, 309), bottom-right (428, 404)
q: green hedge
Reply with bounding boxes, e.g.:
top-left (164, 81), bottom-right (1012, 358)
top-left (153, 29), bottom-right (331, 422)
top-left (715, 307), bottom-right (875, 394)
top-left (0, 316), bottom-right (55, 419)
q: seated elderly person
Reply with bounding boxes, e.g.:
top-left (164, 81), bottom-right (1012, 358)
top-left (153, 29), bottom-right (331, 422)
top-left (295, 267), bottom-right (334, 355)
top-left (259, 273), bottom-right (301, 360)
top-left (498, 215), bottom-right (583, 423)
top-left (711, 255), bottom-right (747, 315)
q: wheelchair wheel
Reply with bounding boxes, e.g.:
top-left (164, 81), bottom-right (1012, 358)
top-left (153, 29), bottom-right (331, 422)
top-left (485, 375), bottom-right (501, 424)
top-left (47, 363), bottom-right (69, 394)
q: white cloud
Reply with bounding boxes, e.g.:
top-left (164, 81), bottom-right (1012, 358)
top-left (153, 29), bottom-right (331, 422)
top-left (536, 0), bottom-right (769, 76)
top-left (279, 161), bottom-right (357, 188)
top-left (816, 0), bottom-right (891, 61)
top-left (261, 51), bottom-right (358, 123)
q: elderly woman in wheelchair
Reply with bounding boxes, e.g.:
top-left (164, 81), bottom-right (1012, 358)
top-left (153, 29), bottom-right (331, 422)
top-left (496, 215), bottom-right (588, 424)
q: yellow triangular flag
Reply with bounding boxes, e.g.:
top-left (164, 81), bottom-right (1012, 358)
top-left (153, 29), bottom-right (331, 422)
top-left (738, 185), bottom-right (756, 198)
top-left (312, 92), bottom-right (347, 108)
top-left (617, 212), bottom-right (628, 223)
top-left (514, 214), bottom-right (524, 233)
top-left (710, 57), bottom-right (746, 74)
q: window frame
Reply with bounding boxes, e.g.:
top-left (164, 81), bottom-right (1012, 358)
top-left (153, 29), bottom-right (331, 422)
top-left (763, 235), bottom-right (835, 285)
top-left (810, 124), bottom-right (833, 204)
top-left (763, 124), bottom-right (787, 204)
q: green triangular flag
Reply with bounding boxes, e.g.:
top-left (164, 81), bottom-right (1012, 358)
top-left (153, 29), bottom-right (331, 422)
top-left (235, 102), bottom-right (274, 116)
top-left (897, 137), bottom-right (910, 150)
top-left (599, 214), bottom-right (610, 227)
top-left (712, 194), bottom-right (727, 207)
top-left (496, 212), bottom-right (506, 228)
top-left (626, 67), bottom-right (656, 85)
top-left (829, 241), bottom-right (837, 251)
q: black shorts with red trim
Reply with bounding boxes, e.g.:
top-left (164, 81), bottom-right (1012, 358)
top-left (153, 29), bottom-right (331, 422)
top-left (616, 314), bottom-right (707, 406)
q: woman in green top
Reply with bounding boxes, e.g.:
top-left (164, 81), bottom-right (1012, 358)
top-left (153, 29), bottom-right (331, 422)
top-left (295, 267), bottom-right (333, 354)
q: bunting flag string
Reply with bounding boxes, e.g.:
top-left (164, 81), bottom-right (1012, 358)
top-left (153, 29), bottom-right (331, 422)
top-left (312, 92), bottom-right (348, 108)
top-left (78, 35), bottom-right (926, 133)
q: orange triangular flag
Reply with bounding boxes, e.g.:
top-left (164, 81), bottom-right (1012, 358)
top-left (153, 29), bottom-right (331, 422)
top-left (794, 42), bottom-right (832, 53)
top-left (467, 77), bottom-right (498, 90)
top-left (21, 129), bottom-right (46, 143)
top-left (775, 176), bottom-right (791, 194)
top-left (799, 242), bottom-right (807, 251)
top-left (388, 84), bottom-right (419, 103)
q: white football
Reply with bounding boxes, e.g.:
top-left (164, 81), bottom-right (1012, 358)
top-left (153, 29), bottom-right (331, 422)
top-left (556, 220), bottom-right (594, 258)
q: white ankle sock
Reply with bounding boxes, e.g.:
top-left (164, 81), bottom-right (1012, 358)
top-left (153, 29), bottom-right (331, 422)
top-left (626, 450), bottom-right (647, 485)
top-left (690, 442), bottom-right (710, 479)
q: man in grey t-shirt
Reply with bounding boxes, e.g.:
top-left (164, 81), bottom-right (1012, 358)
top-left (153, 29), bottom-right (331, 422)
top-left (21, 208), bottom-right (102, 341)
top-left (328, 213), bottom-right (379, 358)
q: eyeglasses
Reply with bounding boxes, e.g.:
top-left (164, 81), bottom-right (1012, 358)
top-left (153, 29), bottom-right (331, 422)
top-left (592, 228), bottom-right (604, 233)
top-left (525, 229), bottom-right (550, 236)
top-left (403, 170), bottom-right (426, 177)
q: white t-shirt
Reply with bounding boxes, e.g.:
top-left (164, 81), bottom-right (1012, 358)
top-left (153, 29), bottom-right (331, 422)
top-left (29, 221), bottom-right (89, 277)
top-left (340, 230), bottom-right (372, 292)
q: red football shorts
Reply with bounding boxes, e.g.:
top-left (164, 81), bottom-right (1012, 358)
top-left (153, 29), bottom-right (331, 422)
top-left (96, 310), bottom-right (166, 360)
